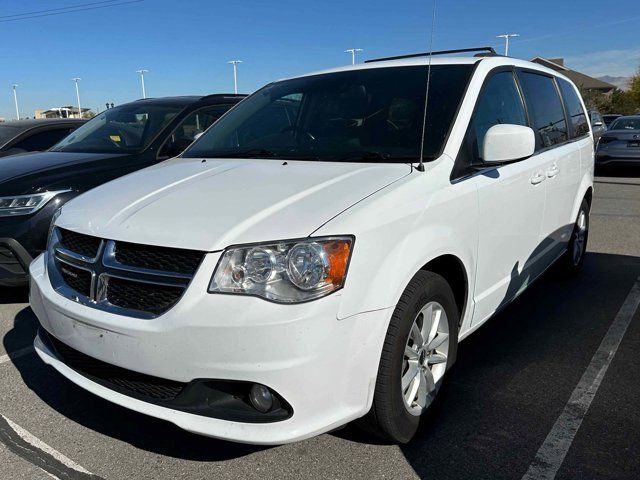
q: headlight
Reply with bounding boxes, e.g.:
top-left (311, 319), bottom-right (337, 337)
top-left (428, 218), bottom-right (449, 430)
top-left (209, 237), bottom-right (354, 303)
top-left (0, 190), bottom-right (70, 217)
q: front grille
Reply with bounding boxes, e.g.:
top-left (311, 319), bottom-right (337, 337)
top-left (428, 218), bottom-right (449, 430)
top-left (114, 241), bottom-right (203, 275)
top-left (51, 228), bottom-right (205, 317)
top-left (107, 277), bottom-right (184, 315)
top-left (59, 264), bottom-right (91, 297)
top-left (47, 332), bottom-right (185, 401)
top-left (59, 228), bottom-right (101, 258)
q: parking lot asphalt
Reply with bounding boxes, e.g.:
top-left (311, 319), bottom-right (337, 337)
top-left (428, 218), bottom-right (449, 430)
top-left (1, 170), bottom-right (639, 480)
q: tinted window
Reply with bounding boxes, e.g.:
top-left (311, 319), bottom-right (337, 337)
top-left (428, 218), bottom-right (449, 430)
top-left (558, 79), bottom-right (589, 138)
top-left (13, 128), bottom-right (74, 151)
top-left (184, 65), bottom-right (474, 162)
top-left (0, 125), bottom-right (24, 146)
top-left (51, 104), bottom-right (182, 154)
top-left (472, 71), bottom-right (527, 157)
top-left (610, 118), bottom-right (640, 130)
top-left (159, 105), bottom-right (230, 158)
top-left (518, 72), bottom-right (568, 149)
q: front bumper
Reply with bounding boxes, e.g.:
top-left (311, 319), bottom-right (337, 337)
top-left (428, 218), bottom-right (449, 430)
top-left (30, 253), bottom-right (392, 444)
top-left (596, 150), bottom-right (640, 166)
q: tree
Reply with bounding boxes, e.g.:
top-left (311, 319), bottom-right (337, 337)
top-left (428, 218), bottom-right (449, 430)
top-left (628, 68), bottom-right (640, 111)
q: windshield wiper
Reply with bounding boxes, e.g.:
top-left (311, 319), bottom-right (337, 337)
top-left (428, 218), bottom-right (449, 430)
top-left (330, 151), bottom-right (416, 163)
top-left (208, 148), bottom-right (279, 159)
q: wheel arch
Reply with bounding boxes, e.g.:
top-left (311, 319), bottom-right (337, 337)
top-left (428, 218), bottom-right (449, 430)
top-left (419, 254), bottom-right (469, 328)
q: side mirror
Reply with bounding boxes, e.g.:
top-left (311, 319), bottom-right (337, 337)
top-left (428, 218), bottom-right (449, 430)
top-left (482, 124), bottom-right (535, 164)
top-left (593, 121), bottom-right (603, 127)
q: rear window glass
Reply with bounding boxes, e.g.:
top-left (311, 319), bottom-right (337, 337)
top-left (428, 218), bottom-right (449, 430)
top-left (518, 72), bottom-right (568, 150)
top-left (558, 79), bottom-right (589, 138)
top-left (610, 118), bottom-right (640, 130)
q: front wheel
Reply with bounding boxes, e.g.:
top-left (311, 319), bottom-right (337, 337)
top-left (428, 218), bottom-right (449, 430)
top-left (361, 271), bottom-right (459, 443)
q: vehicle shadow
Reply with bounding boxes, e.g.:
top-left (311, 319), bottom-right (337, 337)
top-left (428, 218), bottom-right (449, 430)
top-left (398, 250), bottom-right (640, 479)
top-left (4, 308), bottom-right (268, 461)
top-left (0, 286), bottom-right (28, 304)
top-left (4, 249), bottom-right (639, 468)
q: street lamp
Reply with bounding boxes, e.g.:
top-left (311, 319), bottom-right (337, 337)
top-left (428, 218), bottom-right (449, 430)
top-left (227, 60), bottom-right (242, 94)
top-left (136, 69), bottom-right (148, 98)
top-left (496, 33), bottom-right (519, 56)
top-left (344, 48), bottom-right (363, 65)
top-left (12, 84), bottom-right (20, 120)
top-left (72, 77), bottom-right (82, 118)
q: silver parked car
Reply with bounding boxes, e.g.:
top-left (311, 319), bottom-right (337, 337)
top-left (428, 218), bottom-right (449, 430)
top-left (596, 115), bottom-right (640, 167)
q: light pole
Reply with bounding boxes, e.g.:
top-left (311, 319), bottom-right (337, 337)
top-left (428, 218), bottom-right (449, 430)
top-left (496, 33), bottom-right (519, 56)
top-left (227, 60), bottom-right (242, 94)
top-left (12, 84), bottom-right (20, 120)
top-left (344, 48), bottom-right (363, 65)
top-left (72, 77), bottom-right (82, 118)
top-left (136, 69), bottom-right (148, 98)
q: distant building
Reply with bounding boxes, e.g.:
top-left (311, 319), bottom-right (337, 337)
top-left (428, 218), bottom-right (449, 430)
top-left (35, 106), bottom-right (91, 119)
top-left (530, 57), bottom-right (616, 94)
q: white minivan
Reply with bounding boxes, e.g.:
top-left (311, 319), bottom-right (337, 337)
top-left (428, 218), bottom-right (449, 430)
top-left (30, 49), bottom-right (594, 445)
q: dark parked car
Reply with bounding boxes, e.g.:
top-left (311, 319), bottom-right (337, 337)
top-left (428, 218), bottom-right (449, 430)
top-left (0, 119), bottom-right (85, 158)
top-left (0, 94), bottom-right (244, 286)
top-left (602, 114), bottom-right (622, 128)
top-left (596, 115), bottom-right (640, 167)
top-left (588, 110), bottom-right (607, 144)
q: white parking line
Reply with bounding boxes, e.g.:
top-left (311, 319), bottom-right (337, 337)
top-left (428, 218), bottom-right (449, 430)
top-left (0, 346), bottom-right (35, 365)
top-left (1, 414), bottom-right (94, 477)
top-left (522, 277), bottom-right (640, 480)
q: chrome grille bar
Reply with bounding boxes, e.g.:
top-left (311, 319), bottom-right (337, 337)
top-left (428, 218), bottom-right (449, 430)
top-left (48, 227), bottom-right (203, 318)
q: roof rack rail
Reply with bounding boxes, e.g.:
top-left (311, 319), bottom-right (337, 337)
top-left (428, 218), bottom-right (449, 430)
top-left (364, 47), bottom-right (497, 63)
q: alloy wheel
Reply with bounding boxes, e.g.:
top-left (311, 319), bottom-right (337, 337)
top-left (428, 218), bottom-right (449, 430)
top-left (573, 209), bottom-right (587, 266)
top-left (401, 301), bottom-right (450, 416)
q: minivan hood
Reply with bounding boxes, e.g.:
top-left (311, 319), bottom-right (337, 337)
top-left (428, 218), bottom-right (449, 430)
top-left (57, 157), bottom-right (411, 251)
top-left (0, 151), bottom-right (127, 195)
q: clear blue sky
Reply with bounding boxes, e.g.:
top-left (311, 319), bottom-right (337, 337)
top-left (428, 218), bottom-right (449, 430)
top-left (1, 0), bottom-right (639, 119)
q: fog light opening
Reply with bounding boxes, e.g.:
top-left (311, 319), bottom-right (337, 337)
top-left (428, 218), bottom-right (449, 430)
top-left (249, 384), bottom-right (274, 413)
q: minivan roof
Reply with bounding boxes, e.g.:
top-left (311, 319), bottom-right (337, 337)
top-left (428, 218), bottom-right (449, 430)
top-left (283, 55), bottom-right (571, 86)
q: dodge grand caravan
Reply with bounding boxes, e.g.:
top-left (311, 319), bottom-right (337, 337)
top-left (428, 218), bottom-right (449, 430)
top-left (30, 50), bottom-right (594, 445)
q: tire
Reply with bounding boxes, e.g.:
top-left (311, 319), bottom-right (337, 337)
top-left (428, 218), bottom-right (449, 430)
top-left (361, 271), bottom-right (459, 443)
top-left (559, 198), bottom-right (590, 274)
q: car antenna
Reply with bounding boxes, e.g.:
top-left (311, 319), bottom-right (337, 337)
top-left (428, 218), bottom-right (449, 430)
top-left (417, 0), bottom-right (438, 173)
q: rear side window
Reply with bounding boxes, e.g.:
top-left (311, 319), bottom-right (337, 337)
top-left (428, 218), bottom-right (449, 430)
top-left (558, 79), bottom-right (589, 138)
top-left (518, 72), bottom-right (568, 150)
top-left (159, 105), bottom-right (231, 158)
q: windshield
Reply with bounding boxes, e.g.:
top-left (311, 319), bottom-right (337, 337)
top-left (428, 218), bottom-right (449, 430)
top-left (610, 118), bottom-right (640, 131)
top-left (51, 103), bottom-right (182, 154)
top-left (183, 65), bottom-right (474, 162)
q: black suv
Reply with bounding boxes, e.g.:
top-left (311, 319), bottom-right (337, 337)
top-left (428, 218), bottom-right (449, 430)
top-left (0, 94), bottom-right (244, 286)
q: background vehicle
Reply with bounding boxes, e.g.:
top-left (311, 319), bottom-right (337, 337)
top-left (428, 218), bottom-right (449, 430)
top-left (596, 115), bottom-right (640, 167)
top-left (0, 94), bottom-right (244, 286)
top-left (602, 114), bottom-right (622, 128)
top-left (589, 110), bottom-right (607, 144)
top-left (0, 119), bottom-right (85, 158)
top-left (31, 52), bottom-right (593, 445)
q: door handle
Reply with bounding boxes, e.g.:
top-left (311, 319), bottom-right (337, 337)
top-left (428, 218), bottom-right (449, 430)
top-left (530, 172), bottom-right (545, 185)
top-left (546, 165), bottom-right (559, 178)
